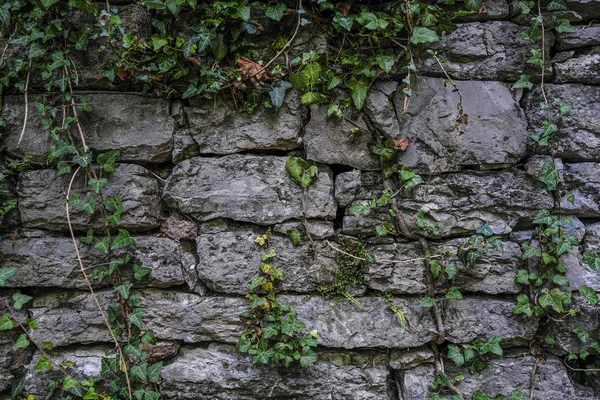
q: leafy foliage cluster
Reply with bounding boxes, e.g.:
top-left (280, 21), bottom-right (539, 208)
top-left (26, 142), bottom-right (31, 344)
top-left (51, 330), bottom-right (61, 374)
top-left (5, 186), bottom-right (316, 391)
top-left (237, 234), bottom-right (318, 368)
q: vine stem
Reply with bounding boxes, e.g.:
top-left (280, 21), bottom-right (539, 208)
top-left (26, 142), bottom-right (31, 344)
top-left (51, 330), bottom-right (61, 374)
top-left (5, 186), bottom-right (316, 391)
top-left (65, 167), bottom-right (133, 400)
top-left (529, 360), bottom-right (538, 399)
top-left (17, 59), bottom-right (32, 145)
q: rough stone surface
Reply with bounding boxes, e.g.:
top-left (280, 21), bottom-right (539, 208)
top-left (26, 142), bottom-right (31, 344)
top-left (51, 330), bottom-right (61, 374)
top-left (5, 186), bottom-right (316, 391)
top-left (564, 0), bottom-right (600, 20)
top-left (555, 53), bottom-right (600, 85)
top-left (160, 214), bottom-right (198, 241)
top-left (195, 228), bottom-right (336, 293)
top-left (304, 105), bottom-right (380, 170)
top-left (18, 163), bottom-right (161, 231)
top-left (417, 22), bottom-right (549, 81)
top-left (1, 95), bottom-right (174, 164)
top-left (391, 77), bottom-right (528, 174)
top-left (389, 346), bottom-right (434, 370)
top-left (556, 24), bottom-right (600, 50)
top-left (560, 163), bottom-right (600, 217)
top-left (400, 364), bottom-right (435, 400)
top-left (0, 231), bottom-right (184, 288)
top-left (444, 297), bottom-right (539, 346)
top-left (397, 170), bottom-right (555, 237)
top-left (161, 344), bottom-right (390, 400)
top-left (184, 92), bottom-right (303, 155)
top-left (163, 155), bottom-right (337, 225)
top-left (524, 84), bottom-right (600, 161)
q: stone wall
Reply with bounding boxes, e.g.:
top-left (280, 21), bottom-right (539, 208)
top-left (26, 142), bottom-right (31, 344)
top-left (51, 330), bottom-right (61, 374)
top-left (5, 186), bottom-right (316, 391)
top-left (1, 1), bottom-right (600, 399)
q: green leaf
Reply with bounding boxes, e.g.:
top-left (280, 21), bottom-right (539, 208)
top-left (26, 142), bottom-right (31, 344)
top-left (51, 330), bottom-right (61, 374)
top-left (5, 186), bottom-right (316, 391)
top-left (554, 237), bottom-right (572, 256)
top-left (285, 156), bottom-right (317, 189)
top-left (539, 288), bottom-right (565, 313)
top-left (114, 282), bottom-right (133, 300)
top-left (513, 295), bottom-right (534, 317)
top-left (133, 264), bottom-right (152, 281)
top-left (346, 78), bottom-right (368, 110)
top-left (269, 81), bottom-right (292, 110)
top-left (82, 198), bottom-right (96, 214)
top-left (211, 35), bottom-right (228, 61)
top-left (410, 27), bottom-right (440, 44)
top-left (14, 333), bottom-right (29, 349)
top-left (557, 101), bottom-right (573, 115)
top-left (95, 236), bottom-right (110, 254)
top-left (538, 162), bottom-right (559, 190)
top-left (265, 3), bottom-right (286, 21)
top-left (583, 251), bottom-right (600, 270)
top-left (72, 153), bottom-right (92, 167)
top-left (555, 18), bottom-right (575, 33)
top-left (447, 344), bottom-right (465, 366)
top-left (420, 297), bottom-right (436, 308)
top-left (0, 6), bottom-right (9, 26)
top-left (34, 355), bottom-right (52, 371)
top-left (299, 350), bottom-right (318, 368)
top-left (512, 75), bottom-right (534, 90)
top-left (147, 362), bottom-right (162, 383)
top-left (145, 391), bottom-right (160, 400)
top-left (151, 35), bottom-right (168, 52)
top-left (12, 292), bottom-right (32, 310)
top-left (112, 229), bottom-right (136, 250)
top-left (430, 260), bottom-right (441, 279)
top-left (578, 285), bottom-right (598, 305)
top-left (348, 203), bottom-right (371, 216)
top-left (0, 267), bottom-right (18, 286)
top-left (131, 362), bottom-right (148, 382)
top-left (552, 274), bottom-right (569, 287)
top-left (165, 0), bottom-right (182, 15)
top-left (445, 264), bottom-right (459, 279)
top-left (481, 336), bottom-right (503, 357)
top-left (128, 308), bottom-right (144, 329)
top-left (28, 43), bottom-right (46, 59)
top-left (465, 0), bottom-right (483, 11)
top-left (547, 0), bottom-right (568, 10)
top-left (88, 178), bottom-right (107, 194)
top-left (521, 243), bottom-right (541, 259)
top-left (515, 269), bottom-right (530, 284)
top-left (445, 287), bottom-right (463, 300)
top-left (572, 326), bottom-right (589, 343)
top-left (375, 54), bottom-right (396, 73)
top-left (57, 162), bottom-right (72, 176)
top-left (301, 92), bottom-right (328, 105)
top-left (0, 314), bottom-right (14, 330)
top-left (288, 228), bottom-right (301, 246)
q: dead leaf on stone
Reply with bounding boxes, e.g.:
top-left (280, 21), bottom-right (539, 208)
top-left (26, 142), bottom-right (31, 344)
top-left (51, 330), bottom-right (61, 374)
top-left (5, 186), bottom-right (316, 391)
top-left (116, 67), bottom-right (128, 81)
top-left (186, 56), bottom-right (202, 67)
top-left (236, 57), bottom-right (267, 89)
top-left (394, 137), bottom-right (410, 151)
top-left (478, 4), bottom-right (486, 14)
top-left (336, 2), bottom-right (352, 16)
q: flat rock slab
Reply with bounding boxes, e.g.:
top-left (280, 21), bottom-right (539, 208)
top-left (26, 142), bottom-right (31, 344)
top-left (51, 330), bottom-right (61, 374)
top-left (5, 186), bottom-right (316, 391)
top-left (396, 170), bottom-right (554, 237)
top-left (18, 164), bottom-right (161, 231)
top-left (560, 163), bottom-right (600, 217)
top-left (1, 94), bottom-right (174, 164)
top-left (161, 344), bottom-right (389, 400)
top-left (163, 155), bottom-right (336, 225)
top-left (184, 92), bottom-right (303, 155)
top-left (555, 53), bottom-right (600, 85)
top-left (444, 297), bottom-right (539, 346)
top-left (303, 105), bottom-right (380, 170)
top-left (417, 22), bottom-right (548, 81)
top-left (0, 231), bottom-right (184, 289)
top-left (556, 24), bottom-right (600, 50)
top-left (391, 77), bottom-right (529, 174)
top-left (524, 84), bottom-right (600, 161)
top-left (196, 228), bottom-right (336, 294)
top-left (30, 290), bottom-right (436, 349)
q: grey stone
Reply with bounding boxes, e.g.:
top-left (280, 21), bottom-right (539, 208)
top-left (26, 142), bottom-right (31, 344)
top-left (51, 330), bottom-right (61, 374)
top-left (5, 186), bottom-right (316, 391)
top-left (560, 163), bottom-right (600, 217)
top-left (195, 228), bottom-right (336, 294)
top-left (455, 0), bottom-right (509, 20)
top-left (172, 128), bottom-right (199, 163)
top-left (365, 241), bottom-right (429, 295)
top-left (417, 22), bottom-right (550, 81)
top-left (564, 0), bottom-right (600, 20)
top-left (401, 364), bottom-right (435, 400)
top-left (433, 238), bottom-right (522, 295)
top-left (1, 95), bottom-right (174, 164)
top-left (524, 84), bottom-right (600, 161)
top-left (584, 222), bottom-right (600, 253)
top-left (0, 336), bottom-right (29, 394)
top-left (555, 53), bottom-right (600, 85)
top-left (364, 81), bottom-right (400, 140)
top-left (31, 290), bottom-right (436, 349)
top-left (392, 77), bottom-right (529, 174)
top-left (445, 353), bottom-right (589, 399)
top-left (334, 170), bottom-right (362, 207)
top-left (160, 214), bottom-right (198, 241)
top-left (185, 92), bottom-right (302, 155)
top-left (396, 170), bottom-right (555, 237)
top-left (524, 156), bottom-right (564, 183)
top-left (18, 164), bottom-right (162, 231)
top-left (0, 232), bottom-right (184, 289)
top-left (163, 155), bottom-right (337, 225)
top-left (273, 220), bottom-right (335, 240)
top-left (161, 344), bottom-right (390, 400)
top-left (444, 297), bottom-right (539, 346)
top-left (563, 246), bottom-right (600, 292)
top-left (389, 346), bottom-right (434, 370)
top-left (304, 105), bottom-right (380, 170)
top-left (556, 24), bottom-right (600, 50)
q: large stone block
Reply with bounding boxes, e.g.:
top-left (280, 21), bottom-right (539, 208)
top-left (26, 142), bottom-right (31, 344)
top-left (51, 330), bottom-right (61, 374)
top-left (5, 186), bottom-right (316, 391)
top-left (196, 228), bottom-right (336, 294)
top-left (396, 170), bottom-right (554, 237)
top-left (380, 77), bottom-right (529, 174)
top-left (444, 298), bottom-right (539, 346)
top-left (0, 231), bottom-right (185, 289)
top-left (163, 155), bottom-right (337, 225)
top-left (560, 163), bottom-right (600, 217)
top-left (524, 84), bottom-right (600, 161)
top-left (564, 0), bottom-right (600, 20)
top-left (417, 22), bottom-right (547, 81)
top-left (18, 164), bottom-right (162, 231)
top-left (304, 105), bottom-right (381, 170)
top-left (1, 94), bottom-right (174, 164)
top-left (161, 344), bottom-right (390, 400)
top-left (556, 24), bottom-right (600, 50)
top-left (183, 92), bottom-right (303, 155)
top-left (555, 53), bottom-right (600, 85)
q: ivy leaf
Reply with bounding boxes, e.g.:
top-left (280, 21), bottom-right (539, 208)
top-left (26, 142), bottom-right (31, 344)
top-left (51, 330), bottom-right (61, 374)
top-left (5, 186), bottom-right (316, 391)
top-left (513, 295), bottom-right (533, 317)
top-left (133, 264), bottom-right (152, 281)
top-left (131, 362), bottom-right (148, 382)
top-left (410, 27), bottom-right (440, 44)
top-left (583, 251), bottom-right (600, 270)
top-left (445, 287), bottom-right (463, 300)
top-left (346, 78), bottom-right (368, 110)
top-left (538, 162), bottom-right (559, 190)
top-left (128, 308), bottom-right (144, 329)
top-left (0, 267), bottom-right (18, 287)
top-left (28, 43), bottom-right (46, 59)
top-left (0, 314), bottom-right (14, 330)
top-left (447, 344), bottom-right (465, 366)
top-left (12, 292), bottom-right (33, 310)
top-left (465, 0), bottom-right (483, 11)
top-left (14, 333), bottom-right (30, 349)
top-left (112, 229), bottom-right (136, 250)
top-left (420, 297), bottom-right (437, 308)
top-left (151, 35), bottom-right (168, 52)
top-left (147, 362), bottom-right (163, 383)
top-left (88, 178), bottom-right (107, 194)
top-left (285, 156), bottom-right (317, 189)
top-left (515, 269), bottom-right (530, 284)
top-left (97, 150), bottom-right (120, 172)
top-left (539, 288), bottom-right (565, 313)
top-left (546, 0), bottom-right (568, 10)
top-left (0, 6), bottom-right (9, 27)
top-left (269, 81), bottom-right (293, 110)
top-left (34, 355), bottom-right (52, 371)
top-left (95, 236), bottom-right (110, 254)
top-left (430, 260), bottom-right (441, 279)
top-left (557, 101), bottom-right (573, 115)
top-left (299, 350), bottom-right (318, 368)
top-left (114, 282), bottom-right (133, 300)
top-left (572, 326), bottom-right (589, 343)
top-left (82, 198), bottom-right (96, 214)
top-left (56, 161), bottom-right (72, 176)
top-left (445, 264), bottom-right (459, 279)
top-left (348, 203), bottom-right (371, 216)
top-left (552, 274), bottom-right (569, 287)
top-left (578, 285), bottom-right (599, 305)
top-left (553, 238), bottom-right (572, 256)
top-left (301, 92), bottom-right (328, 105)
top-left (375, 54), bottom-right (395, 73)
top-left (265, 3), bottom-right (286, 21)
top-left (481, 336), bottom-right (503, 357)
top-left (512, 75), bottom-right (534, 90)
top-left (287, 228), bottom-right (301, 246)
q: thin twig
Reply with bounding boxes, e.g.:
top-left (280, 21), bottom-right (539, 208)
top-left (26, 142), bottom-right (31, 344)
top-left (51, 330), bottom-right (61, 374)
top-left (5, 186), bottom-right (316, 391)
top-left (529, 360), bottom-right (538, 399)
top-left (17, 59), bottom-right (32, 145)
top-left (65, 168), bottom-right (133, 400)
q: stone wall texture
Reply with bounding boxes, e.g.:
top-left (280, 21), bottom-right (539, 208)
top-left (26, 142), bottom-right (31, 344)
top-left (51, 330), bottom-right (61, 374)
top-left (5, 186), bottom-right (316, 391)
top-left (1, 1), bottom-right (600, 399)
